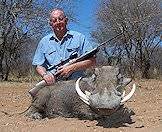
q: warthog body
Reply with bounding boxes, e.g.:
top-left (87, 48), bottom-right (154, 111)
top-left (26, 66), bottom-right (135, 119)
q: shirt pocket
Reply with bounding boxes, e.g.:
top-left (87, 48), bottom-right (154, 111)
top-left (47, 50), bottom-right (56, 55)
top-left (66, 44), bottom-right (80, 58)
top-left (44, 49), bottom-right (59, 65)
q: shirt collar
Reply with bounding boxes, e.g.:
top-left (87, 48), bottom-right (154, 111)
top-left (49, 30), bottom-right (73, 42)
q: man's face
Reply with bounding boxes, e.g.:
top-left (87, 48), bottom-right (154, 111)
top-left (49, 10), bottom-right (68, 32)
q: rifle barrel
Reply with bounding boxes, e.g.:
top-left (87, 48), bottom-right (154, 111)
top-left (98, 32), bottom-right (123, 48)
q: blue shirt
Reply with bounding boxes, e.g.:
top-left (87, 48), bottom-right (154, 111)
top-left (32, 30), bottom-right (94, 79)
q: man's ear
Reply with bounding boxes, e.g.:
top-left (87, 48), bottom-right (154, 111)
top-left (65, 17), bottom-right (68, 24)
top-left (49, 19), bottom-right (52, 26)
top-left (49, 22), bottom-right (52, 26)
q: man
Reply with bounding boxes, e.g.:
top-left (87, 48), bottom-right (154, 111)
top-left (32, 8), bottom-right (96, 87)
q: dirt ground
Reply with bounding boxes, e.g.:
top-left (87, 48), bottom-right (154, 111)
top-left (0, 79), bottom-right (161, 132)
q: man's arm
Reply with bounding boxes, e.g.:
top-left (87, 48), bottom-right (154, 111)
top-left (36, 66), bottom-right (47, 77)
top-left (56, 57), bottom-right (96, 77)
top-left (71, 57), bottom-right (96, 71)
top-left (36, 66), bottom-right (56, 85)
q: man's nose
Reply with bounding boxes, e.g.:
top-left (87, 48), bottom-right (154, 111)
top-left (56, 18), bottom-right (60, 22)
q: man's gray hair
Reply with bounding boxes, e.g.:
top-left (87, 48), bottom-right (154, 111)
top-left (50, 8), bottom-right (66, 17)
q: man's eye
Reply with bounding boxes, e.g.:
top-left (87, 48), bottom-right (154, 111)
top-left (50, 19), bottom-right (56, 23)
top-left (58, 17), bottom-right (64, 21)
top-left (50, 17), bottom-right (65, 23)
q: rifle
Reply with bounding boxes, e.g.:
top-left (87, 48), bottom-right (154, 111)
top-left (28, 32), bottom-right (123, 97)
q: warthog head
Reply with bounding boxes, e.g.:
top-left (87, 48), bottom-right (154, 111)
top-left (76, 66), bottom-right (135, 115)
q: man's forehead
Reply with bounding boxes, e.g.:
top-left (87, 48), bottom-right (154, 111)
top-left (50, 10), bottom-right (65, 18)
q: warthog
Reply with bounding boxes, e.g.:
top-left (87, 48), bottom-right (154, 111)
top-left (26, 66), bottom-right (135, 119)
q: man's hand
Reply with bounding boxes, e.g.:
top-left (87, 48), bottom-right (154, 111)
top-left (43, 72), bottom-right (56, 85)
top-left (55, 64), bottom-right (76, 78)
top-left (55, 57), bottom-right (96, 79)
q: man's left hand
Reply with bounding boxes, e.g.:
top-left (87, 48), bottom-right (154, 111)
top-left (55, 64), bottom-right (76, 78)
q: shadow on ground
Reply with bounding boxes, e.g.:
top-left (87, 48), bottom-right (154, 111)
top-left (95, 106), bottom-right (135, 128)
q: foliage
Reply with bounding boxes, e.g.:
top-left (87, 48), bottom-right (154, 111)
top-left (0, 0), bottom-right (77, 81)
top-left (92, 0), bottom-right (161, 78)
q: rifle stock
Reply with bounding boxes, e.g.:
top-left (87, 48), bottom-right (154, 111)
top-left (28, 80), bottom-right (46, 97)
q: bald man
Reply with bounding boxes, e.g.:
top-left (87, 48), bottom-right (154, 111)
top-left (32, 8), bottom-right (96, 86)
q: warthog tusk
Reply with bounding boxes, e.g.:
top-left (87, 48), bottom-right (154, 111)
top-left (75, 77), bottom-right (90, 105)
top-left (121, 84), bottom-right (136, 103)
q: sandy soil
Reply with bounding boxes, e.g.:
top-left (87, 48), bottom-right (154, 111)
top-left (0, 79), bottom-right (161, 132)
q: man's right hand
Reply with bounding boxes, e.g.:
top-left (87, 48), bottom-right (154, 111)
top-left (42, 72), bottom-right (56, 85)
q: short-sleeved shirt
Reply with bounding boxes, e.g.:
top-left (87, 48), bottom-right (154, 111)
top-left (32, 30), bottom-right (94, 80)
